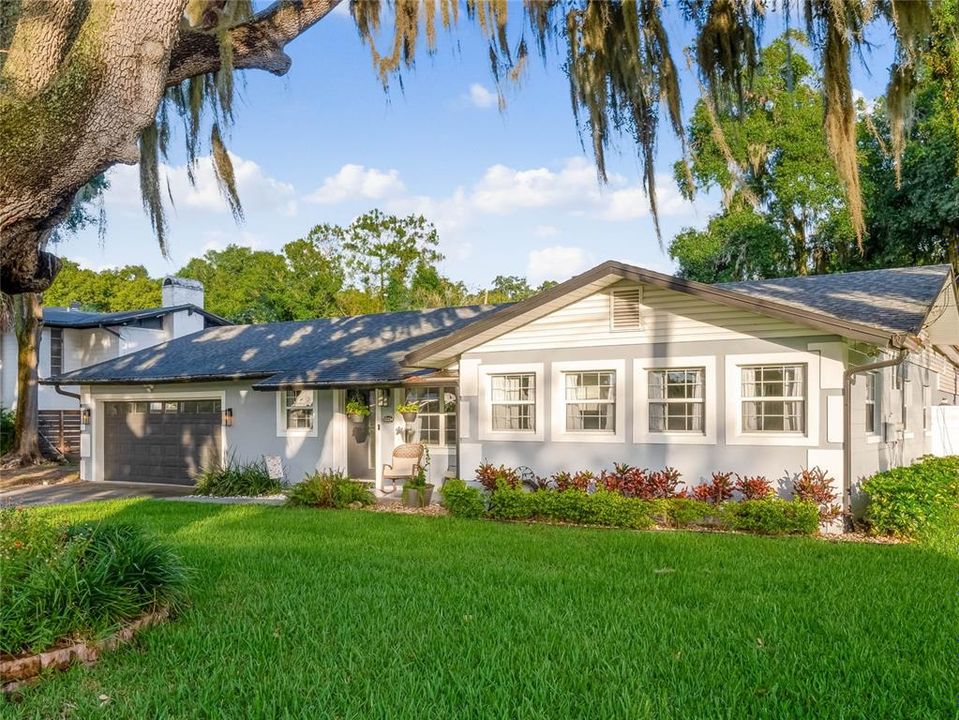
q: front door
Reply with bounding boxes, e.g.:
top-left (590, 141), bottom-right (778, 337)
top-left (346, 389), bottom-right (375, 479)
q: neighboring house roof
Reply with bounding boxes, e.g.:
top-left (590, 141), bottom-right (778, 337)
top-left (406, 262), bottom-right (956, 368)
top-left (42, 305), bottom-right (231, 329)
top-left (44, 305), bottom-right (503, 388)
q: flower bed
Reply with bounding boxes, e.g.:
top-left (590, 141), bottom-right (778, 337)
top-left (441, 462), bottom-right (837, 536)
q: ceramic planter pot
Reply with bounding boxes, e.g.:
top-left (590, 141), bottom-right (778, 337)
top-left (402, 411), bottom-right (418, 423)
top-left (348, 413), bottom-right (367, 424)
top-left (401, 484), bottom-right (434, 507)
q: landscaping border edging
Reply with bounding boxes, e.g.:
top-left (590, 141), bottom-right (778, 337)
top-left (1, 607), bottom-right (170, 693)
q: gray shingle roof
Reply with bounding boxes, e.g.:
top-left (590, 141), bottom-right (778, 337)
top-left (43, 305), bottom-right (230, 328)
top-left (716, 264), bottom-right (952, 337)
top-left (48, 305), bottom-right (503, 387)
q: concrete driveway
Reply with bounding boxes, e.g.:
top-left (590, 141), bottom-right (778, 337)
top-left (0, 480), bottom-right (193, 507)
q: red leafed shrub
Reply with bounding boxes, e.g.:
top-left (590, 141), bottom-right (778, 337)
top-left (735, 474), bottom-right (774, 500)
top-left (600, 464), bottom-right (648, 497)
top-left (792, 466), bottom-right (841, 522)
top-left (647, 467), bottom-right (683, 499)
top-left (475, 462), bottom-right (520, 492)
top-left (553, 470), bottom-right (595, 492)
top-left (691, 472), bottom-right (735, 505)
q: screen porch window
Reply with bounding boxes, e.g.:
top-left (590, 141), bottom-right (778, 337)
top-left (741, 364), bottom-right (806, 433)
top-left (648, 368), bottom-right (704, 433)
top-left (865, 371), bottom-right (880, 435)
top-left (490, 374), bottom-right (535, 431)
top-left (564, 371), bottom-right (616, 432)
top-left (284, 390), bottom-right (315, 430)
top-left (49, 328), bottom-right (63, 376)
top-left (405, 386), bottom-right (456, 446)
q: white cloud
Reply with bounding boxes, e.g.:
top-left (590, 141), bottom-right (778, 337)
top-left (465, 83), bottom-right (498, 109)
top-left (533, 224), bottom-right (559, 238)
top-left (527, 246), bottom-right (594, 284)
top-left (306, 164), bottom-right (406, 204)
top-left (199, 230), bottom-right (264, 256)
top-left (104, 154), bottom-right (297, 218)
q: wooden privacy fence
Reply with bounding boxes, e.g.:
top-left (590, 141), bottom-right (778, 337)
top-left (38, 410), bottom-right (81, 459)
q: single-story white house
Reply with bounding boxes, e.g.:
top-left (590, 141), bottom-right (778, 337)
top-left (45, 261), bottom-right (959, 523)
top-left (1, 277), bottom-right (228, 455)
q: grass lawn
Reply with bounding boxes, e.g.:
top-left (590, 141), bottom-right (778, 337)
top-left (3, 500), bottom-right (957, 719)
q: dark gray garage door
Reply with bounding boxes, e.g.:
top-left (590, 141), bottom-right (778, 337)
top-left (104, 399), bottom-right (222, 485)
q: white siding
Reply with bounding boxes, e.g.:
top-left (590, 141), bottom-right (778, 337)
top-left (473, 282), bottom-right (814, 353)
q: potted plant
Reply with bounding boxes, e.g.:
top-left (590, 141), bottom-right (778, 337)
top-left (345, 400), bottom-right (370, 424)
top-left (401, 467), bottom-right (434, 508)
top-left (396, 400), bottom-right (420, 423)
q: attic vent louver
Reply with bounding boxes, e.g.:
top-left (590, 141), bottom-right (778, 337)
top-left (610, 287), bottom-right (642, 330)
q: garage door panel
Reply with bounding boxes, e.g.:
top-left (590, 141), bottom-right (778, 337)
top-left (104, 400), bottom-right (221, 485)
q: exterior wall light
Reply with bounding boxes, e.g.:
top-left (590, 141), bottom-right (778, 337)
top-left (223, 408), bottom-right (234, 427)
top-left (80, 406), bottom-right (91, 426)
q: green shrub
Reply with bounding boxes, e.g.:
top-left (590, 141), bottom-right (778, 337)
top-left (195, 455), bottom-right (280, 497)
top-left (862, 455), bottom-right (959, 538)
top-left (0, 405), bottom-right (14, 454)
top-left (487, 486), bottom-right (655, 530)
top-left (0, 509), bottom-right (190, 655)
top-left (657, 498), bottom-right (717, 529)
top-left (440, 479), bottom-right (485, 519)
top-left (722, 498), bottom-right (820, 535)
top-left (286, 469), bottom-right (375, 509)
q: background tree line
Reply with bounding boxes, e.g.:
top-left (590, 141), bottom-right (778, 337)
top-left (44, 209), bottom-right (556, 323)
top-left (669, 32), bottom-right (959, 283)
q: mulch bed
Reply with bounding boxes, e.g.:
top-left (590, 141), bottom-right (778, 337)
top-left (1, 608), bottom-right (170, 695)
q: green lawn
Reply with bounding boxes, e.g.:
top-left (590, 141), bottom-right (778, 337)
top-left (3, 500), bottom-right (957, 719)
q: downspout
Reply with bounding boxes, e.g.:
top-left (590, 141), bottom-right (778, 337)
top-left (54, 384), bottom-right (81, 401)
top-left (842, 348), bottom-right (907, 530)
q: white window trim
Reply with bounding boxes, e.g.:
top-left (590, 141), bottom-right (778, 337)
top-left (478, 363), bottom-right (544, 442)
top-left (276, 389), bottom-right (319, 437)
top-left (865, 370), bottom-right (882, 441)
top-left (550, 359), bottom-right (626, 444)
top-left (634, 356), bottom-right (717, 445)
top-left (724, 351), bottom-right (820, 447)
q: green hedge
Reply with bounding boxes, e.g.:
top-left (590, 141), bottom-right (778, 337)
top-left (440, 479), bottom-right (485, 519)
top-left (862, 455), bottom-right (959, 538)
top-left (485, 485), bottom-right (820, 535)
top-left (721, 498), bottom-right (820, 535)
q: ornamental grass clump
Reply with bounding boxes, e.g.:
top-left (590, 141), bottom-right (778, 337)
top-left (0, 509), bottom-right (189, 656)
top-left (194, 454), bottom-right (281, 497)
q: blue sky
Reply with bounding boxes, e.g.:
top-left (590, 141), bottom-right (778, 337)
top-left (59, 3), bottom-right (897, 290)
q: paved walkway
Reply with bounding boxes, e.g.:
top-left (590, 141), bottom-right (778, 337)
top-left (0, 480), bottom-right (193, 507)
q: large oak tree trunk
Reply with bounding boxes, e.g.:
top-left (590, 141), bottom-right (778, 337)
top-left (0, 0), bottom-right (339, 295)
top-left (12, 293), bottom-right (43, 465)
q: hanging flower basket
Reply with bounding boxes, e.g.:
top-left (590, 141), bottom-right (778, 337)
top-left (397, 401), bottom-right (420, 424)
top-left (345, 400), bottom-right (370, 424)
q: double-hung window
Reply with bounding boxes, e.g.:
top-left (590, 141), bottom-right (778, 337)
top-left (405, 386), bottom-right (457, 446)
top-left (741, 364), bottom-right (806, 433)
top-left (648, 368), bottom-right (704, 433)
top-left (564, 370), bottom-right (616, 432)
top-left (865, 371), bottom-right (881, 435)
top-left (49, 328), bottom-right (63, 376)
top-left (283, 390), bottom-right (315, 431)
top-left (490, 374), bottom-right (535, 431)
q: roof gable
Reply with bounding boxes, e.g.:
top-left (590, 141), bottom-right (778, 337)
top-left (406, 262), bottom-right (954, 367)
top-left (42, 304), bottom-right (230, 328)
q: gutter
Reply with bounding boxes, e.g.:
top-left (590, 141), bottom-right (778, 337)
top-left (841, 348), bottom-right (908, 530)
